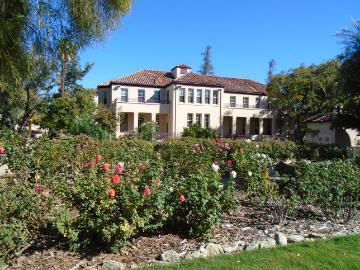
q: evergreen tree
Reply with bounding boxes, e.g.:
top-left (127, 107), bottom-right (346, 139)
top-left (199, 45), bottom-right (215, 75)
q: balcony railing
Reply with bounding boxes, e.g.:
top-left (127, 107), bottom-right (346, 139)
top-left (225, 103), bottom-right (270, 109)
top-left (116, 97), bottom-right (170, 104)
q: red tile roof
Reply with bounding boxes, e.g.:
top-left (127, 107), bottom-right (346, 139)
top-left (98, 69), bottom-right (266, 95)
top-left (171, 64), bottom-right (192, 70)
top-left (306, 114), bottom-right (334, 123)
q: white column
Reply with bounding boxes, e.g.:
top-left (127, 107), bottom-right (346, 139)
top-left (133, 112), bottom-right (138, 132)
top-left (232, 116), bottom-right (237, 136)
top-left (245, 117), bottom-right (250, 138)
top-left (151, 113), bottom-right (156, 123)
top-left (271, 116), bottom-right (277, 136)
top-left (259, 118), bottom-right (264, 140)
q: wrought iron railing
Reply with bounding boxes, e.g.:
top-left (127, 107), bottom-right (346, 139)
top-left (116, 98), bottom-right (170, 104)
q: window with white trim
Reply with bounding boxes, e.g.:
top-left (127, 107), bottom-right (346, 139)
top-left (204, 114), bottom-right (210, 128)
top-left (179, 88), bottom-right (185, 103)
top-left (120, 88), bottom-right (128, 102)
top-left (188, 88), bottom-right (194, 103)
top-left (230, 96), bottom-right (236, 107)
top-left (255, 97), bottom-right (261, 108)
top-left (196, 113), bottom-right (202, 126)
top-left (187, 113), bottom-right (193, 127)
top-left (243, 97), bottom-right (249, 108)
top-left (213, 90), bottom-right (219, 104)
top-left (205, 90), bottom-right (210, 104)
top-left (196, 89), bottom-right (202, 103)
top-left (138, 89), bottom-right (145, 102)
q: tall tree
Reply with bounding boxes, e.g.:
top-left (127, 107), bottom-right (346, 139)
top-left (267, 60), bottom-right (341, 143)
top-left (0, 0), bottom-right (132, 129)
top-left (335, 19), bottom-right (360, 130)
top-left (267, 59), bottom-right (276, 82)
top-left (199, 45), bottom-right (215, 75)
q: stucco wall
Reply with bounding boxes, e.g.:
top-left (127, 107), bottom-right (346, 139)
top-left (305, 122), bottom-right (336, 144)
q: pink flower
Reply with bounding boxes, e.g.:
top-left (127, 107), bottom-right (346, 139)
top-left (101, 163), bottom-right (111, 171)
top-left (86, 160), bottom-right (95, 168)
top-left (34, 183), bottom-right (43, 193)
top-left (139, 164), bottom-right (145, 173)
top-left (42, 189), bottom-right (50, 198)
top-left (223, 143), bottom-right (231, 150)
top-left (215, 137), bottom-right (221, 145)
top-left (226, 160), bottom-right (233, 168)
top-left (0, 147), bottom-right (5, 154)
top-left (160, 168), bottom-right (165, 174)
top-left (114, 163), bottom-right (125, 174)
top-left (108, 188), bottom-right (116, 198)
top-left (95, 154), bottom-right (102, 163)
top-left (143, 185), bottom-right (151, 196)
top-left (111, 175), bottom-right (121, 184)
top-left (192, 143), bottom-right (202, 153)
top-left (152, 179), bottom-right (158, 186)
top-left (179, 194), bottom-right (185, 204)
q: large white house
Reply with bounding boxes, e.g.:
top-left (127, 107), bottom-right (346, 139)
top-left (96, 64), bottom-right (280, 139)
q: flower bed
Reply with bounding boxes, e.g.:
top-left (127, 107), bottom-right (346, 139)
top-left (0, 132), bottom-right (359, 262)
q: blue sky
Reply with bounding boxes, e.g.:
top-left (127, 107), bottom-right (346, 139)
top-left (79, 0), bottom-right (360, 88)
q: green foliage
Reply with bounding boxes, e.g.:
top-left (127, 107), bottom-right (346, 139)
top-left (295, 160), bottom-right (360, 222)
top-left (69, 114), bottom-right (111, 139)
top-left (95, 105), bottom-right (117, 133)
top-left (138, 122), bottom-right (160, 141)
top-left (41, 89), bottom-right (96, 135)
top-left (182, 124), bottom-right (217, 139)
top-left (267, 60), bottom-right (341, 142)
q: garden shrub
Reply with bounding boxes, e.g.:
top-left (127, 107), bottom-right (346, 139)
top-left (0, 178), bottom-right (53, 260)
top-left (295, 144), bottom-right (349, 161)
top-left (137, 121), bottom-right (159, 141)
top-left (295, 160), bottom-right (360, 222)
top-left (182, 124), bottom-right (217, 139)
top-left (68, 114), bottom-right (112, 139)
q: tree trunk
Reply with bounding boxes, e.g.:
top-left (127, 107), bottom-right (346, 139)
top-left (60, 52), bottom-right (66, 97)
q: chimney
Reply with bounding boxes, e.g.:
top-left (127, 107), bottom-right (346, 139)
top-left (171, 64), bottom-right (192, 78)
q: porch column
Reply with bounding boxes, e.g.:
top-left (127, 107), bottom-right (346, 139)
top-left (245, 117), bottom-right (250, 138)
top-left (259, 118), bottom-right (264, 139)
top-left (133, 112), bottom-right (138, 132)
top-left (151, 113), bottom-right (156, 123)
top-left (232, 116), bottom-right (237, 136)
top-left (271, 116), bottom-right (277, 136)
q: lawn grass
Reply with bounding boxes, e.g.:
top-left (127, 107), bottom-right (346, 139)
top-left (142, 234), bottom-right (360, 270)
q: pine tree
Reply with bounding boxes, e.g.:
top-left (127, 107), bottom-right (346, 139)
top-left (199, 45), bottom-right (215, 75)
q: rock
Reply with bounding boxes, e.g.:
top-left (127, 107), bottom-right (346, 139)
top-left (287, 235), bottom-right (304, 243)
top-left (245, 242), bottom-right (260, 251)
top-left (102, 260), bottom-right (126, 270)
top-left (275, 232), bottom-right (287, 246)
top-left (206, 243), bottom-right (224, 256)
top-left (307, 233), bottom-right (323, 239)
top-left (185, 246), bottom-right (208, 259)
top-left (15, 256), bottom-right (27, 265)
top-left (259, 239), bottom-right (276, 249)
top-left (160, 250), bottom-right (181, 262)
top-left (222, 243), bottom-right (239, 254)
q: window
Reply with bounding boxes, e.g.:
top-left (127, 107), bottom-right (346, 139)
top-left (204, 114), bottom-right (210, 128)
top-left (196, 114), bottom-right (202, 126)
top-left (243, 97), bottom-right (249, 108)
top-left (103, 91), bottom-right (108, 105)
top-left (318, 137), bottom-right (323, 142)
top-left (156, 114), bottom-right (160, 125)
top-left (213, 90), bottom-right (219, 104)
top-left (188, 88), bottom-right (194, 103)
top-left (255, 97), bottom-right (261, 108)
top-left (325, 137), bottom-right (330, 143)
top-left (230, 96), bottom-right (236, 107)
top-left (179, 88), bottom-right (185, 103)
top-left (196, 89), bottom-right (202, 103)
top-left (205, 90), bottom-right (210, 104)
top-left (120, 88), bottom-right (128, 102)
top-left (187, 113), bottom-right (193, 127)
top-left (138, 89), bottom-right (145, 102)
top-left (180, 68), bottom-right (187, 74)
top-left (154, 90), bottom-right (160, 103)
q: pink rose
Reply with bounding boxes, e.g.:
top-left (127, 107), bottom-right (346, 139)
top-left (108, 188), bottom-right (116, 198)
top-left (0, 147), bottom-right (5, 154)
top-left (111, 175), bottom-right (121, 184)
top-left (95, 154), bottom-right (102, 163)
top-left (101, 163), bottom-right (111, 171)
top-left (226, 160), bottom-right (233, 167)
top-left (215, 137), bottom-right (221, 145)
top-left (114, 163), bottom-right (125, 174)
top-left (152, 179), bottom-right (158, 186)
top-left (178, 194), bottom-right (185, 204)
top-left (34, 183), bottom-right (43, 193)
top-left (143, 185), bottom-right (151, 196)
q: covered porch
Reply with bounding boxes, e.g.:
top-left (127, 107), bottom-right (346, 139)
top-left (118, 112), bottom-right (169, 137)
top-left (222, 116), bottom-right (276, 140)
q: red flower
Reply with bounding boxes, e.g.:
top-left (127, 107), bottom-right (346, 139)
top-left (86, 160), bottom-right (95, 168)
top-left (215, 137), bottom-right (221, 145)
top-left (0, 147), bottom-right (5, 154)
top-left (115, 163), bottom-right (125, 174)
top-left (152, 179), bottom-right (158, 186)
top-left (139, 164), bottom-right (145, 173)
top-left (179, 194), bottom-right (185, 204)
top-left (111, 175), bottom-right (121, 184)
top-left (34, 183), bottom-right (43, 193)
top-left (101, 163), bottom-right (111, 171)
top-left (108, 188), bottom-right (116, 198)
top-left (226, 160), bottom-right (233, 168)
top-left (96, 154), bottom-right (102, 163)
top-left (143, 185), bottom-right (151, 196)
